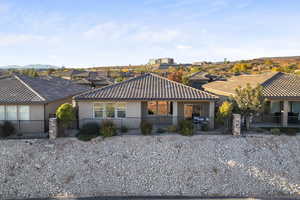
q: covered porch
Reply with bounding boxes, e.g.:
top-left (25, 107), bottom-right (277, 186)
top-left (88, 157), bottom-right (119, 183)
top-left (141, 100), bottom-right (215, 129)
top-left (253, 99), bottom-right (300, 127)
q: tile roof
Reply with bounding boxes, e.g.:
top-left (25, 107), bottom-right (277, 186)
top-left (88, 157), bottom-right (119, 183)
top-left (74, 73), bottom-right (218, 101)
top-left (203, 72), bottom-right (278, 96)
top-left (0, 74), bottom-right (90, 104)
top-left (0, 76), bottom-right (44, 104)
top-left (262, 72), bottom-right (300, 98)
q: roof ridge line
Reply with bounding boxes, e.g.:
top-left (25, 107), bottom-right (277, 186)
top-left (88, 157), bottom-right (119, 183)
top-left (13, 74), bottom-right (47, 101)
top-left (148, 73), bottom-right (218, 98)
top-left (260, 71), bottom-right (282, 86)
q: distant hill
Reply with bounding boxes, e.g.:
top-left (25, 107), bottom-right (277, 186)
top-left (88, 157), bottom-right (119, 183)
top-left (0, 64), bottom-right (60, 69)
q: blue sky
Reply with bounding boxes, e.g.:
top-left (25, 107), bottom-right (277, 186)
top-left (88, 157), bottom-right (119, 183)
top-left (0, 0), bottom-right (300, 67)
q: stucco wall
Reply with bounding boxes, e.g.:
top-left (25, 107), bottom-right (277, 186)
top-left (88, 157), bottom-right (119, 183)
top-left (0, 104), bottom-right (45, 133)
top-left (45, 97), bottom-right (73, 120)
top-left (77, 101), bottom-right (142, 129)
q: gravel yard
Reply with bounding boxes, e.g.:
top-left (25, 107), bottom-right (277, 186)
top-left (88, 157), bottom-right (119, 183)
top-left (0, 135), bottom-right (299, 199)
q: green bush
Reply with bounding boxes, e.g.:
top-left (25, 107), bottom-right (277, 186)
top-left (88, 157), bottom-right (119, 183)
top-left (0, 121), bottom-right (16, 138)
top-left (77, 122), bottom-right (99, 141)
top-left (270, 128), bottom-right (280, 135)
top-left (140, 120), bottom-right (153, 135)
top-left (166, 125), bottom-right (177, 133)
top-left (178, 120), bottom-right (194, 136)
top-left (120, 125), bottom-right (128, 133)
top-left (156, 128), bottom-right (166, 133)
top-left (100, 120), bottom-right (117, 137)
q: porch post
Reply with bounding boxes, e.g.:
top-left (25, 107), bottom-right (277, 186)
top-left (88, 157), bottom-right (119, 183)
top-left (209, 101), bottom-right (215, 129)
top-left (172, 102), bottom-right (184, 125)
top-left (282, 100), bottom-right (289, 127)
top-left (173, 102), bottom-right (178, 125)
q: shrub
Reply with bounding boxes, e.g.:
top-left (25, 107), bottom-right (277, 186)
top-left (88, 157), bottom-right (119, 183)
top-left (120, 125), bottom-right (128, 133)
top-left (284, 128), bottom-right (297, 136)
top-left (178, 120), bottom-right (194, 136)
top-left (56, 103), bottom-right (76, 128)
top-left (140, 120), bottom-right (153, 135)
top-left (0, 121), bottom-right (16, 138)
top-left (270, 128), bottom-right (280, 135)
top-left (166, 125), bottom-right (177, 133)
top-left (202, 124), bottom-right (209, 131)
top-left (77, 122), bottom-right (100, 141)
top-left (156, 128), bottom-right (166, 133)
top-left (100, 120), bottom-right (117, 137)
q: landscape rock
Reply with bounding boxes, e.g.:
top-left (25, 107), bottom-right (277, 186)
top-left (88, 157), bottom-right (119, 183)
top-left (0, 135), bottom-right (299, 199)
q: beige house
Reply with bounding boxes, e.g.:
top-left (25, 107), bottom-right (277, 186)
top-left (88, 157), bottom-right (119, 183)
top-left (74, 73), bottom-right (218, 130)
top-left (203, 72), bottom-right (300, 127)
top-left (0, 74), bottom-right (90, 134)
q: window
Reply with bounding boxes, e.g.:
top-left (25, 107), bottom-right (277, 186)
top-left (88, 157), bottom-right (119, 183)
top-left (0, 106), bottom-right (4, 120)
top-left (116, 103), bottom-right (126, 118)
top-left (6, 106), bottom-right (17, 120)
top-left (106, 103), bottom-right (115, 118)
top-left (94, 103), bottom-right (104, 118)
top-left (19, 106), bottom-right (30, 120)
top-left (271, 101), bottom-right (281, 113)
top-left (94, 103), bottom-right (127, 119)
top-left (147, 101), bottom-right (172, 116)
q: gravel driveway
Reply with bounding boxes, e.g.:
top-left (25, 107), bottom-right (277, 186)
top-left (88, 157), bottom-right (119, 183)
top-left (0, 135), bottom-right (299, 199)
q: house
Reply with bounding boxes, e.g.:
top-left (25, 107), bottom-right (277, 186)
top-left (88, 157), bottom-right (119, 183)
top-left (0, 74), bottom-right (90, 133)
top-left (59, 69), bottom-right (83, 80)
top-left (74, 73), bottom-right (218, 130)
top-left (72, 71), bottom-right (113, 88)
top-left (203, 72), bottom-right (300, 127)
top-left (203, 72), bottom-right (277, 101)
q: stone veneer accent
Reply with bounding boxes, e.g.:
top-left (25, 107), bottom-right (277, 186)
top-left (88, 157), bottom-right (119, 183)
top-left (49, 118), bottom-right (58, 139)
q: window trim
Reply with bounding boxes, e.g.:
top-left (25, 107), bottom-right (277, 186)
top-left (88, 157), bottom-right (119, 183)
top-left (93, 103), bottom-right (104, 119)
top-left (93, 102), bottom-right (127, 119)
top-left (5, 105), bottom-right (18, 121)
top-left (0, 105), bottom-right (5, 121)
top-left (18, 105), bottom-right (30, 121)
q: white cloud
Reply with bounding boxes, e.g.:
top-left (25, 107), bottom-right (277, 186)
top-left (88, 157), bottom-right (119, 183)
top-left (176, 45), bottom-right (192, 49)
top-left (83, 22), bottom-right (184, 44)
top-left (83, 22), bottom-right (136, 40)
top-left (0, 34), bottom-right (61, 46)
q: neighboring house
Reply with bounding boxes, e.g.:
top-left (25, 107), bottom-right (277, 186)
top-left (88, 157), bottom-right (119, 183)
top-left (74, 73), bottom-right (218, 130)
top-left (0, 74), bottom-right (90, 133)
top-left (203, 72), bottom-right (300, 127)
top-left (59, 69), bottom-right (83, 80)
top-left (203, 72), bottom-right (277, 101)
top-left (188, 72), bottom-right (225, 90)
top-left (72, 71), bottom-right (113, 88)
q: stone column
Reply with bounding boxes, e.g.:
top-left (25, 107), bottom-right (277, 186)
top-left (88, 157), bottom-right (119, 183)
top-left (208, 101), bottom-right (215, 129)
top-left (232, 114), bottom-right (241, 136)
top-left (282, 100), bottom-right (289, 127)
top-left (49, 118), bottom-right (58, 139)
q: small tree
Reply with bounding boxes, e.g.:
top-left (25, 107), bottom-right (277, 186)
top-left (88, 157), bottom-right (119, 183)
top-left (232, 84), bottom-right (265, 130)
top-left (217, 101), bottom-right (233, 130)
top-left (56, 103), bottom-right (76, 129)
